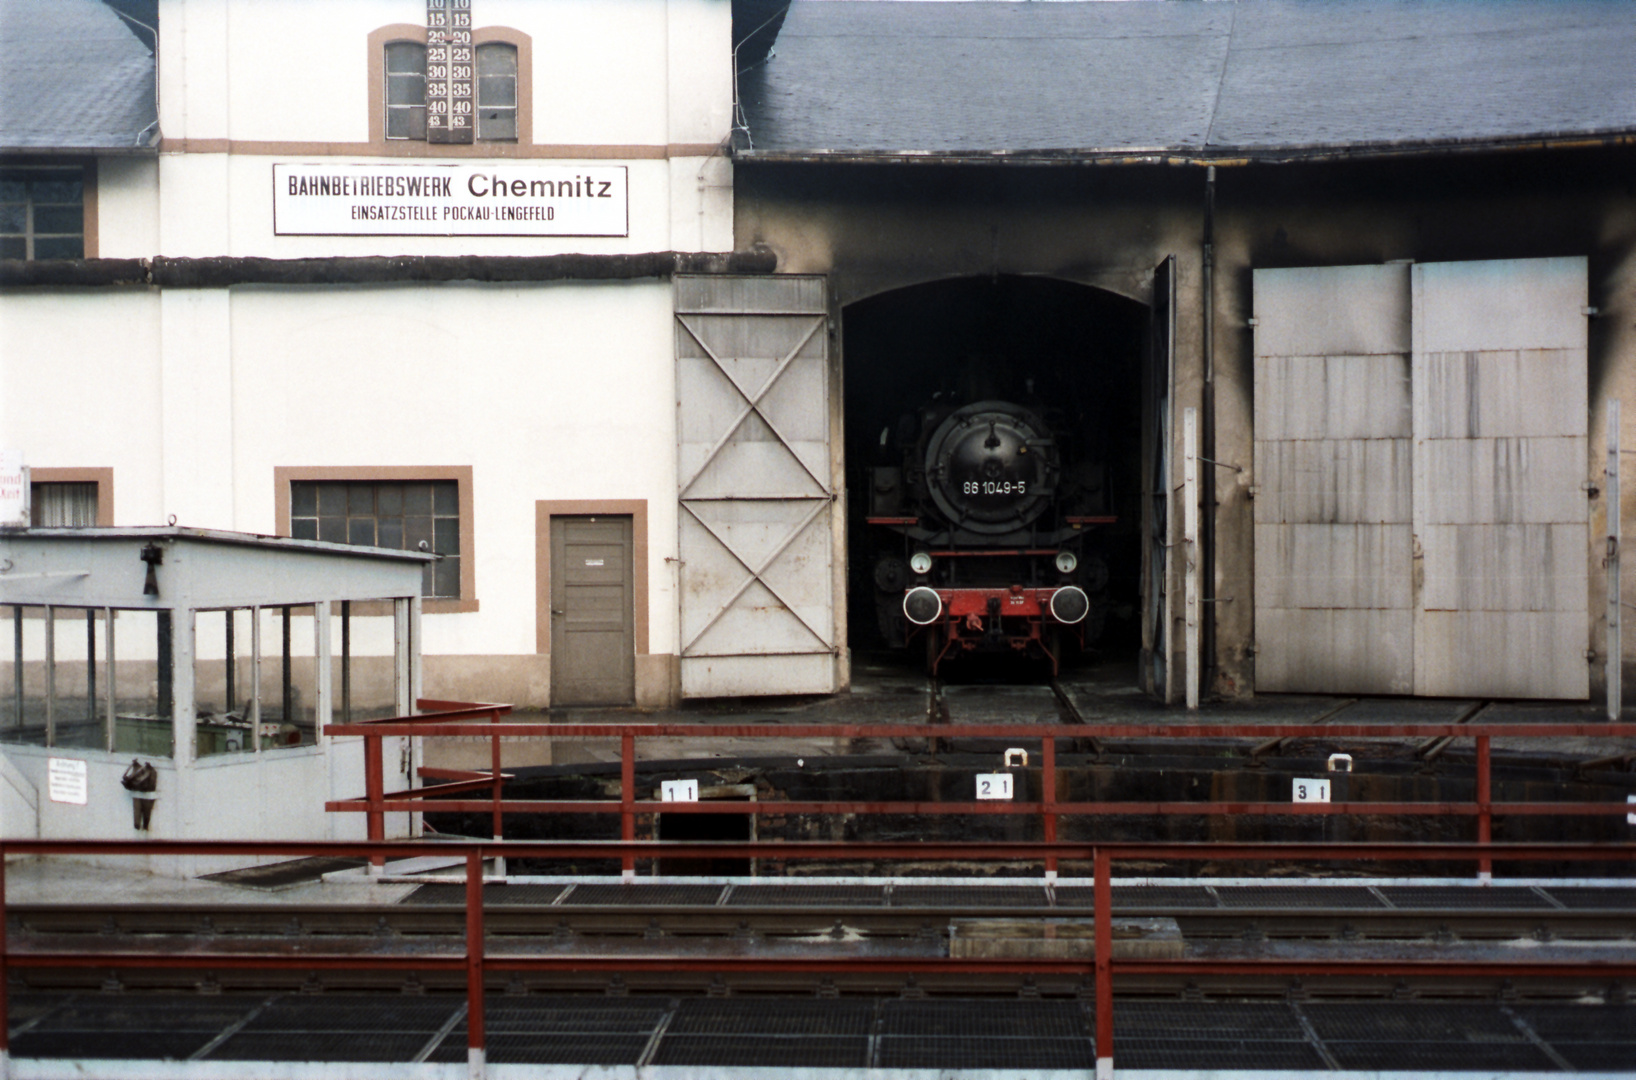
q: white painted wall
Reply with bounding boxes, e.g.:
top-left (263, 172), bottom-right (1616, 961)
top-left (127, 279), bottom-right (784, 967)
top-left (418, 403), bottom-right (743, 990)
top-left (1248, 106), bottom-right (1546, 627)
top-left (159, 0), bottom-right (730, 148)
top-left (1, 281), bottom-right (681, 660)
top-left (148, 0), bottom-right (734, 256)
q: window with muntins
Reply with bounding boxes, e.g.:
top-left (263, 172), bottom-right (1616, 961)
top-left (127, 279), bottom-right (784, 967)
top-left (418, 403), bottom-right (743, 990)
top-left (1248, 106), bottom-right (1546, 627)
top-left (476, 42), bottom-right (517, 141)
top-left (378, 30), bottom-right (524, 144)
top-left (0, 168), bottom-right (84, 259)
top-left (290, 480), bottom-right (461, 598)
top-left (385, 41), bottom-right (429, 140)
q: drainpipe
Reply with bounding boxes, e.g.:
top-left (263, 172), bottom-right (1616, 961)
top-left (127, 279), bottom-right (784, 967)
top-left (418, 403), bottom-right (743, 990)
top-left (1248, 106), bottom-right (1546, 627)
top-left (1200, 167), bottom-right (1218, 698)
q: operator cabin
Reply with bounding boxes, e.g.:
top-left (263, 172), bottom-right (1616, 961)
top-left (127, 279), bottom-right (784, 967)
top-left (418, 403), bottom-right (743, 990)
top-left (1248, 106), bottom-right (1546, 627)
top-left (4, 0), bottom-right (1636, 712)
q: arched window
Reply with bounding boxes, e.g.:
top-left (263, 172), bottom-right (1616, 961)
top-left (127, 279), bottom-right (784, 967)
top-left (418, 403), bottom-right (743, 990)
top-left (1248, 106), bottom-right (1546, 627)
top-left (372, 27), bottom-right (529, 146)
top-left (476, 42), bottom-right (517, 142)
top-left (384, 41), bottom-right (427, 140)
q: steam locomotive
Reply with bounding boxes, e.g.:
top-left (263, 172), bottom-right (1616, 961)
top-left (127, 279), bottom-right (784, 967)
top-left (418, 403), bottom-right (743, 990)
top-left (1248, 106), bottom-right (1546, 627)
top-left (866, 397), bottom-right (1112, 675)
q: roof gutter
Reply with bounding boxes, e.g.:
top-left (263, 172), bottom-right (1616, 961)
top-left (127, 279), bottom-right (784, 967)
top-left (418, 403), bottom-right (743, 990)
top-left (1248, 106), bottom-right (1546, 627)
top-left (0, 248), bottom-right (779, 289)
top-left (731, 130), bottom-right (1636, 168)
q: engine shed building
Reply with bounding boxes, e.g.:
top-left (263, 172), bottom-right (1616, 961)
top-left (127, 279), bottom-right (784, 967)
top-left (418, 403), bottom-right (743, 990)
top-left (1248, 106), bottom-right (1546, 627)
top-left (4, 0), bottom-right (1636, 712)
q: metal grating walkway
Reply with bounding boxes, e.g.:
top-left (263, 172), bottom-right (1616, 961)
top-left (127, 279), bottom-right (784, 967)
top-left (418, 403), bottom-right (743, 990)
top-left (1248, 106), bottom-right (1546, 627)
top-left (9, 992), bottom-right (1635, 1072)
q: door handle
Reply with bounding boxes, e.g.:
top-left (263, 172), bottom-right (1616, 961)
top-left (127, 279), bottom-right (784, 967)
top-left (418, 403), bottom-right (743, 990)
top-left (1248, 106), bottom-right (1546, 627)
top-left (551, 608), bottom-right (565, 616)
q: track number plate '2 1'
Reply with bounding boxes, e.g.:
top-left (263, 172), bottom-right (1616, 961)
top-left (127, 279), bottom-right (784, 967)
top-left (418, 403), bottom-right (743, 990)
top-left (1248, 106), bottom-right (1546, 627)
top-left (976, 773), bottom-right (1015, 800)
top-left (1292, 778), bottom-right (1331, 803)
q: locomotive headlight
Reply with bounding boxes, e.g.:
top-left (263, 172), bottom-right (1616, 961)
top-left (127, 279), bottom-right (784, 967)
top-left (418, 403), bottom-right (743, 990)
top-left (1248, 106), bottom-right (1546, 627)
top-left (909, 551), bottom-right (933, 575)
top-left (1054, 550), bottom-right (1078, 575)
top-left (1049, 586), bottom-right (1090, 625)
top-left (903, 586), bottom-right (943, 626)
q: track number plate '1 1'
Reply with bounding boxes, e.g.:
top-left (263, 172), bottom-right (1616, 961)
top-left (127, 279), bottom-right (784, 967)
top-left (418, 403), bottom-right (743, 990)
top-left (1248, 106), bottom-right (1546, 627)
top-left (976, 773), bottom-right (1015, 800)
top-left (1292, 778), bottom-right (1331, 803)
top-left (660, 780), bottom-right (698, 802)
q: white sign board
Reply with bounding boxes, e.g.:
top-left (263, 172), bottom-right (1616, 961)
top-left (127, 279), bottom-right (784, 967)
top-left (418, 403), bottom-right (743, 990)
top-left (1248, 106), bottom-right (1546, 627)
top-left (976, 773), bottom-right (1015, 800)
top-left (660, 779), bottom-right (699, 803)
top-left (0, 451), bottom-right (27, 527)
top-left (273, 163), bottom-right (629, 237)
top-left (47, 757), bottom-right (88, 805)
top-left (1292, 778), bottom-right (1331, 803)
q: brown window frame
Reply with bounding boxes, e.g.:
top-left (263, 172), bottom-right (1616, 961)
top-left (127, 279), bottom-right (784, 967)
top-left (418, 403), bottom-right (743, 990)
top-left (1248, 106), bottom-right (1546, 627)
top-left (0, 159), bottom-right (98, 260)
top-left (367, 24), bottom-right (532, 151)
top-left (274, 466), bottom-right (477, 614)
top-left (28, 467), bottom-right (114, 526)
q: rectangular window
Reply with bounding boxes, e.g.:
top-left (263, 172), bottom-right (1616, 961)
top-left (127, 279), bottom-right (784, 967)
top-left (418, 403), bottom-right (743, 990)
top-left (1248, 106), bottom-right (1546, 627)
top-left (290, 480), bottom-right (461, 599)
top-left (0, 168), bottom-right (85, 260)
top-left (385, 41), bottom-right (428, 140)
top-left (476, 43), bottom-right (518, 141)
top-left (31, 482), bottom-right (97, 527)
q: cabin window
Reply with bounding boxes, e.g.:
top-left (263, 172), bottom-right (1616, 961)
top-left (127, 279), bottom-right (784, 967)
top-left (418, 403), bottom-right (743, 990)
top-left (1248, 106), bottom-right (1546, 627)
top-left (0, 168), bottom-right (84, 259)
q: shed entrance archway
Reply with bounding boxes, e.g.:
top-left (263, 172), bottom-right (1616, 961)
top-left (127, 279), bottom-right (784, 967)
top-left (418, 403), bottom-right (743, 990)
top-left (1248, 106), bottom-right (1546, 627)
top-left (843, 275), bottom-right (1148, 677)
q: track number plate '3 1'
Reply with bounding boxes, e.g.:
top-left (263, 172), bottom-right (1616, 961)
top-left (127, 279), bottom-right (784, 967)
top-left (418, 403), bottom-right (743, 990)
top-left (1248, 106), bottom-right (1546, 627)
top-left (976, 773), bottom-right (1015, 800)
top-left (1292, 778), bottom-right (1331, 803)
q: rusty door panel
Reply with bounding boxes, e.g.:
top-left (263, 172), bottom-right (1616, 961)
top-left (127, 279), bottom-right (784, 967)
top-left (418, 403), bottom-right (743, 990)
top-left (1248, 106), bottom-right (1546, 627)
top-left (675, 274), bottom-right (836, 698)
top-left (1251, 264), bottom-right (1410, 358)
top-left (1411, 257), bottom-right (1589, 700)
top-left (1254, 264), bottom-right (1414, 694)
top-left (1253, 523), bottom-right (1413, 611)
top-left (1255, 608), bottom-right (1415, 695)
top-left (1254, 439), bottom-right (1413, 525)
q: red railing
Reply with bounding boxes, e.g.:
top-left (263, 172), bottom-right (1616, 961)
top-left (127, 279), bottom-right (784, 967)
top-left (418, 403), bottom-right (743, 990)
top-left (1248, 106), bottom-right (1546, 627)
top-left (2, 837), bottom-right (1634, 1077)
top-left (327, 701), bottom-right (1636, 878)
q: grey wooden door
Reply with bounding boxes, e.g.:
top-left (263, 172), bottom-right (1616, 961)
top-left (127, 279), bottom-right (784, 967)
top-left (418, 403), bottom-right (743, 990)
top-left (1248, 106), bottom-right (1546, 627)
top-left (1253, 263), bottom-right (1415, 694)
top-left (550, 515), bottom-right (635, 706)
top-left (1411, 257), bottom-right (1589, 698)
top-left (1253, 257), bottom-right (1589, 699)
top-left (674, 275), bottom-right (837, 698)
top-left (1142, 256), bottom-right (1177, 699)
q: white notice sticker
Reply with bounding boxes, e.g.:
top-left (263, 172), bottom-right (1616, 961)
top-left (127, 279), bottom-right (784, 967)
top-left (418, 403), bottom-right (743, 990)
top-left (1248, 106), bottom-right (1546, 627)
top-left (0, 449), bottom-right (26, 527)
top-left (661, 779), bottom-right (699, 803)
top-left (585, 558), bottom-right (604, 567)
top-left (47, 757), bottom-right (88, 805)
top-left (1292, 778), bottom-right (1331, 803)
top-left (976, 773), bottom-right (1015, 800)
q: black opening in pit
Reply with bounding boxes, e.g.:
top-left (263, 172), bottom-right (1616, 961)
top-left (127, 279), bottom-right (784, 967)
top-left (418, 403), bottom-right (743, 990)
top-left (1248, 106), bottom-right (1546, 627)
top-left (657, 808), bottom-right (752, 877)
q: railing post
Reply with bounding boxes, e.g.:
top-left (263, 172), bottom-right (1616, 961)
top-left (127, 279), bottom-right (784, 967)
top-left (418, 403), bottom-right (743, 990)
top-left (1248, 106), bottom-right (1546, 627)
top-left (1042, 735), bottom-right (1058, 880)
top-left (465, 849), bottom-right (486, 1080)
top-left (490, 712), bottom-right (505, 879)
top-left (621, 731), bottom-right (636, 882)
top-left (1094, 846), bottom-right (1113, 1080)
top-left (2, 847), bottom-right (10, 1080)
top-left (1476, 734), bottom-right (1493, 883)
top-left (365, 733), bottom-right (385, 873)
top-left (1609, 397), bottom-right (1622, 721)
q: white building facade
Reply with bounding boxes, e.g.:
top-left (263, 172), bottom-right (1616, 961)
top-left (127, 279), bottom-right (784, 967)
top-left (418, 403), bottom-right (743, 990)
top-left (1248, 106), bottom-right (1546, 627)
top-left (4, 0), bottom-right (765, 711)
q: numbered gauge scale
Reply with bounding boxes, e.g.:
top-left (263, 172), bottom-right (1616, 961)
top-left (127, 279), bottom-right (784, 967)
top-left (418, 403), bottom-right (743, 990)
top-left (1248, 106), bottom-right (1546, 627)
top-left (426, 0), bottom-right (475, 144)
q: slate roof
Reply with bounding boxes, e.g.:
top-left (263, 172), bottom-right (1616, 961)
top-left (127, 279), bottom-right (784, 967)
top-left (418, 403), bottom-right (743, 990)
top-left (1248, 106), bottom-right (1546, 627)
top-left (736, 0), bottom-right (1636, 161)
top-left (0, 0), bottom-right (157, 153)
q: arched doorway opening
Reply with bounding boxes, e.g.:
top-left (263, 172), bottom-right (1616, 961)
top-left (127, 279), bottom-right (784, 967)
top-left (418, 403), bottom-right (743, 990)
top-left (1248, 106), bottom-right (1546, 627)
top-left (842, 275), bottom-right (1149, 679)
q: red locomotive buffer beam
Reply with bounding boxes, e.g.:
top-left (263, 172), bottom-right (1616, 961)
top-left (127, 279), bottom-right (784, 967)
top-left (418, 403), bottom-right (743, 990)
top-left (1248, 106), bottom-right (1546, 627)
top-left (906, 585), bottom-right (1091, 674)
